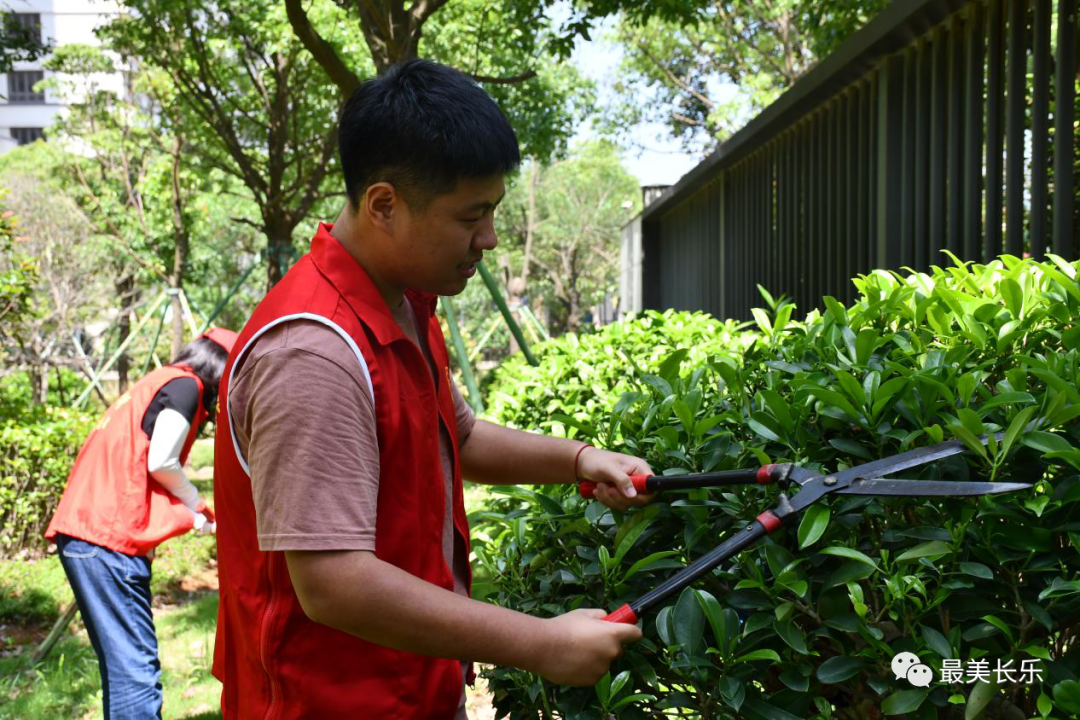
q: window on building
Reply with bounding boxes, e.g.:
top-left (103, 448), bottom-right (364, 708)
top-left (8, 70), bottom-right (44, 103)
top-left (12, 14), bottom-right (42, 43)
top-left (11, 127), bottom-right (44, 145)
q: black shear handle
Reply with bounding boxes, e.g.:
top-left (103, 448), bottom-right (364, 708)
top-left (603, 508), bottom-right (785, 624)
top-left (579, 466), bottom-right (784, 499)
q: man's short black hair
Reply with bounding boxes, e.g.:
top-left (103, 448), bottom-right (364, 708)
top-left (338, 59), bottom-right (521, 210)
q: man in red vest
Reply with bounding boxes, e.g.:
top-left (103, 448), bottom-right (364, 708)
top-left (213, 59), bottom-right (650, 718)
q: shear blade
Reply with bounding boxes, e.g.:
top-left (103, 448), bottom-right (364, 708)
top-left (835, 478), bottom-right (1032, 496)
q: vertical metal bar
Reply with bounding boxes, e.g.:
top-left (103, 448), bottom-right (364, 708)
top-left (753, 157), bottom-right (760, 306)
top-left (1006, 0), bottom-right (1027, 256)
top-left (878, 55), bottom-right (904, 269)
top-left (764, 144), bottom-right (771, 304)
top-left (725, 172), bottom-right (732, 317)
top-left (914, 39), bottom-right (930, 271)
top-left (858, 81), bottom-right (869, 278)
top-left (769, 145), bottom-right (776, 302)
top-left (985, 0), bottom-right (1006, 259)
top-left (784, 136), bottom-right (793, 301)
top-left (964, 1), bottom-right (985, 262)
top-left (744, 158), bottom-right (751, 305)
top-left (837, 92), bottom-right (848, 298)
top-left (745, 162), bottom-right (752, 317)
top-left (948, 14), bottom-right (965, 256)
top-left (733, 165), bottom-right (741, 317)
top-left (1053, 0), bottom-right (1076, 257)
top-left (768, 148), bottom-right (777, 302)
top-left (847, 88), bottom-right (856, 290)
top-left (901, 49), bottom-right (916, 267)
top-left (1030, 0), bottom-right (1051, 258)
top-left (869, 75), bottom-right (877, 276)
top-left (818, 108), bottom-right (827, 299)
top-left (835, 98), bottom-right (843, 293)
top-left (763, 149), bottom-right (771, 302)
top-left (930, 26), bottom-right (947, 263)
top-left (721, 170), bottom-right (730, 319)
top-left (757, 154), bottom-right (765, 301)
top-left (808, 114), bottom-right (816, 305)
top-left (747, 161), bottom-right (754, 316)
top-left (828, 100), bottom-right (837, 294)
top-left (800, 124), bottom-right (809, 309)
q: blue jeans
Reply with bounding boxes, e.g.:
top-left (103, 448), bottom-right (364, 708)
top-left (56, 534), bottom-right (163, 719)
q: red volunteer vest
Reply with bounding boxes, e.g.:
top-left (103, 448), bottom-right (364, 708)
top-left (45, 366), bottom-right (208, 556)
top-left (212, 224), bottom-right (471, 719)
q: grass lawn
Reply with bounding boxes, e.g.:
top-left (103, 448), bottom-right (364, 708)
top-left (0, 459), bottom-right (221, 720)
top-left (1, 441), bottom-right (498, 718)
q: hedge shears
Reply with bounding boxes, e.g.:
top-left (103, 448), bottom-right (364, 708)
top-left (579, 434), bottom-right (1032, 624)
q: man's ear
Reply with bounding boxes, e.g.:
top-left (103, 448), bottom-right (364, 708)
top-left (364, 182), bottom-right (399, 233)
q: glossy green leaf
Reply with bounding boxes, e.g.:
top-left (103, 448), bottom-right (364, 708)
top-left (797, 504), bottom-right (831, 549)
top-left (965, 678), bottom-right (1000, 720)
top-left (816, 656), bottom-right (865, 683)
top-left (622, 550), bottom-right (680, 582)
top-left (882, 689), bottom-right (929, 715)
top-left (734, 649), bottom-right (781, 664)
top-left (694, 590), bottom-right (728, 654)
top-left (920, 624), bottom-right (953, 658)
top-left (897, 540), bottom-right (953, 563)
top-left (820, 545), bottom-right (879, 568)
top-left (958, 562), bottom-right (993, 580)
top-left (673, 586), bottom-right (705, 655)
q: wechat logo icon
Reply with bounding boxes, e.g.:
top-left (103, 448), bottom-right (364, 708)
top-left (892, 651), bottom-right (934, 688)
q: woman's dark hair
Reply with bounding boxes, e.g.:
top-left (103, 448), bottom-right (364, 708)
top-left (338, 58), bottom-right (521, 210)
top-left (171, 337), bottom-right (229, 390)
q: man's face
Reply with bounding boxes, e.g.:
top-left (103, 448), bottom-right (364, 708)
top-left (390, 174), bottom-right (505, 296)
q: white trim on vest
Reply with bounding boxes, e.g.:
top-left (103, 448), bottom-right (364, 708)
top-left (225, 313), bottom-right (374, 477)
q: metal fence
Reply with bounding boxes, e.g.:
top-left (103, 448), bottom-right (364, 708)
top-left (637, 0), bottom-right (1078, 320)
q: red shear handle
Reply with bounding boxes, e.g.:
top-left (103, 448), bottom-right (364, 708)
top-left (579, 475), bottom-right (651, 499)
top-left (603, 603), bottom-right (639, 624)
top-left (195, 500), bottom-right (216, 524)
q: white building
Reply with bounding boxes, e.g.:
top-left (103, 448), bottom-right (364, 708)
top-left (0, 0), bottom-right (122, 153)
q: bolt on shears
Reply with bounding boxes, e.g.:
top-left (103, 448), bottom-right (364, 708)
top-left (578, 433), bottom-right (1032, 624)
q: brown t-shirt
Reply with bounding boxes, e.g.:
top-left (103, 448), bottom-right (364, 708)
top-left (228, 301), bottom-right (475, 715)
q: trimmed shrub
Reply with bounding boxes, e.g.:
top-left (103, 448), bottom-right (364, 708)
top-left (0, 406), bottom-right (95, 556)
top-left (475, 256), bottom-right (1080, 719)
top-left (482, 310), bottom-right (754, 431)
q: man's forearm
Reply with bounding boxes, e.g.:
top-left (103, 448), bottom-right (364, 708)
top-left (460, 419), bottom-right (584, 485)
top-left (285, 549), bottom-right (554, 672)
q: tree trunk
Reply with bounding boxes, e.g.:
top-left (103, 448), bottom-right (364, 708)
top-left (266, 223), bottom-right (294, 290)
top-left (519, 159), bottom-right (537, 293)
top-left (498, 255), bottom-right (520, 355)
top-left (170, 293), bottom-right (184, 359)
top-left (353, 0), bottom-right (424, 74)
top-left (565, 296), bottom-right (583, 334)
top-left (28, 365), bottom-right (43, 406)
top-left (116, 274), bottom-right (135, 393)
top-left (169, 133), bottom-right (190, 359)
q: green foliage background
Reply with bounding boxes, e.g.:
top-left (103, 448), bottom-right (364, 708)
top-left (476, 255), bottom-right (1080, 719)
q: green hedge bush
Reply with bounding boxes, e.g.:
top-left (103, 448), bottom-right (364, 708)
top-left (482, 310), bottom-right (754, 431)
top-left (475, 255), bottom-right (1080, 719)
top-left (0, 405), bottom-right (95, 556)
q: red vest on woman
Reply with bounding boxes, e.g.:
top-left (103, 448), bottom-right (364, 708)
top-left (45, 366), bottom-right (207, 555)
top-left (212, 224), bottom-right (471, 719)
